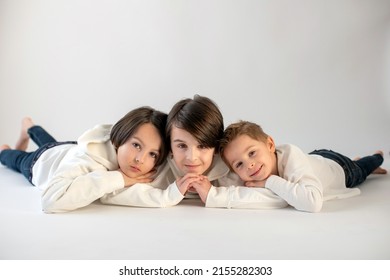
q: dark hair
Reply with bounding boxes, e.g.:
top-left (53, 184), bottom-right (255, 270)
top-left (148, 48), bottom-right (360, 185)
top-left (110, 106), bottom-right (168, 166)
top-left (166, 94), bottom-right (224, 151)
top-left (219, 120), bottom-right (269, 163)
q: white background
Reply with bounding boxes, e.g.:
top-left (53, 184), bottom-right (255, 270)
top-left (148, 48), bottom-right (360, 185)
top-left (1, 2), bottom-right (390, 273)
top-left (1, 0), bottom-right (389, 158)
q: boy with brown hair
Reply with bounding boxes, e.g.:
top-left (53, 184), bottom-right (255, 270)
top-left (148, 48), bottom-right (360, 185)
top-left (217, 120), bottom-right (387, 212)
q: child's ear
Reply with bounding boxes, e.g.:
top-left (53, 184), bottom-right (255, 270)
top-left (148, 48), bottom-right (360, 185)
top-left (267, 136), bottom-right (276, 152)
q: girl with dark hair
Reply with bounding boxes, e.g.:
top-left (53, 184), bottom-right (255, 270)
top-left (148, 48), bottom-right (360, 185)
top-left (0, 107), bottom-right (168, 213)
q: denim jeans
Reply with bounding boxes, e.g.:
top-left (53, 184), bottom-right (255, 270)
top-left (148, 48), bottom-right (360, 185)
top-left (309, 149), bottom-right (384, 188)
top-left (0, 126), bottom-right (76, 184)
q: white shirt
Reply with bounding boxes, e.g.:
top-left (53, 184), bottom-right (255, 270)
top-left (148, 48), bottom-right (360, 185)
top-left (101, 155), bottom-right (288, 209)
top-left (265, 144), bottom-right (360, 212)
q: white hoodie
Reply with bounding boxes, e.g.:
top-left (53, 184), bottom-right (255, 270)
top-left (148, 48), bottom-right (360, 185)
top-left (101, 144), bottom-right (361, 212)
top-left (100, 155), bottom-right (288, 209)
top-left (32, 124), bottom-right (124, 213)
top-left (265, 144), bottom-right (361, 213)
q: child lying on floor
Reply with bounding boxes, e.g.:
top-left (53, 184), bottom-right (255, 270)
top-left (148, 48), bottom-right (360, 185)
top-left (194, 120), bottom-right (387, 213)
top-left (0, 107), bottom-right (168, 213)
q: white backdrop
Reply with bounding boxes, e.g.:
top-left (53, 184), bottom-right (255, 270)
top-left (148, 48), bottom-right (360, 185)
top-left (1, 0), bottom-right (389, 159)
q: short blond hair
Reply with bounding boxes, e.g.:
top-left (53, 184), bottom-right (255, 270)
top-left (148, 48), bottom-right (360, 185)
top-left (219, 121), bottom-right (269, 164)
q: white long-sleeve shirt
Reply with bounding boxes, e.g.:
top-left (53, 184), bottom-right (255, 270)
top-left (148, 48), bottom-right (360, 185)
top-left (265, 144), bottom-right (361, 212)
top-left (32, 124), bottom-right (125, 213)
top-left (100, 155), bottom-right (288, 209)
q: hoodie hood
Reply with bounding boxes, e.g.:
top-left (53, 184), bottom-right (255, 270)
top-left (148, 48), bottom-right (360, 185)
top-left (77, 124), bottom-right (119, 170)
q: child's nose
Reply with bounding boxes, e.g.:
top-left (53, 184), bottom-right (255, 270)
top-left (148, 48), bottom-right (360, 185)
top-left (186, 148), bottom-right (198, 160)
top-left (136, 152), bottom-right (146, 163)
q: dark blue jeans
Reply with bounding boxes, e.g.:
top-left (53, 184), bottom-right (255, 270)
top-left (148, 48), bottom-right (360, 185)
top-left (0, 126), bottom-right (76, 184)
top-left (309, 149), bottom-right (384, 188)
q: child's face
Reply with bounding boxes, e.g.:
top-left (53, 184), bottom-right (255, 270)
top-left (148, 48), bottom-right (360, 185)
top-left (170, 126), bottom-right (215, 175)
top-left (223, 134), bottom-right (277, 182)
top-left (117, 123), bottom-right (162, 178)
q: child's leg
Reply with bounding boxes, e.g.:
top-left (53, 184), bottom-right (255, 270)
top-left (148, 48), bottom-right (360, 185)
top-left (354, 151), bottom-right (387, 176)
top-left (25, 119), bottom-right (57, 147)
top-left (309, 149), bottom-right (383, 188)
top-left (12, 117), bottom-right (57, 150)
top-left (0, 117), bottom-right (57, 184)
top-left (0, 146), bottom-right (36, 184)
top-left (28, 126), bottom-right (57, 147)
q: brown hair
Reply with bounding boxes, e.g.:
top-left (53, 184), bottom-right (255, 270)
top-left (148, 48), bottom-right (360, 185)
top-left (110, 106), bottom-right (168, 166)
top-left (219, 120), bottom-right (269, 163)
top-left (166, 95), bottom-right (224, 151)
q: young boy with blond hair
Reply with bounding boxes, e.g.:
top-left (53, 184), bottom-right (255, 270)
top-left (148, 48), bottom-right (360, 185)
top-left (218, 120), bottom-right (387, 212)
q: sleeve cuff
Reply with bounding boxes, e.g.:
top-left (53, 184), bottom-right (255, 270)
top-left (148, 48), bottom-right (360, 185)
top-left (205, 186), bottom-right (230, 208)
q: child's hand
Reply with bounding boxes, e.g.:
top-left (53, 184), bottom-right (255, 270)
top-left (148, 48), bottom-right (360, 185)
top-left (245, 179), bottom-right (266, 188)
top-left (120, 169), bottom-right (156, 187)
top-left (176, 173), bottom-right (203, 195)
top-left (191, 175), bottom-right (212, 204)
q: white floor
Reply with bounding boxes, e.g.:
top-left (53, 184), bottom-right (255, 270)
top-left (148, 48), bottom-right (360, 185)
top-left (0, 162), bottom-right (389, 260)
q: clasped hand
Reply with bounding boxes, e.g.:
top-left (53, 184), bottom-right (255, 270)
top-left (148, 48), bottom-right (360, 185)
top-left (176, 173), bottom-right (212, 203)
top-left (176, 174), bottom-right (266, 204)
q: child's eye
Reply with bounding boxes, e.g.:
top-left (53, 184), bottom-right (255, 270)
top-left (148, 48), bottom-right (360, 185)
top-left (132, 143), bottom-right (141, 150)
top-left (249, 150), bottom-right (255, 157)
top-left (198, 144), bottom-right (207, 149)
top-left (235, 162), bottom-right (243, 169)
top-left (150, 152), bottom-right (158, 159)
top-left (178, 143), bottom-right (187, 149)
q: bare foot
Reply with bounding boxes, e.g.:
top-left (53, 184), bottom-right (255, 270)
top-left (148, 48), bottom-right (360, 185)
top-left (0, 144), bottom-right (11, 151)
top-left (372, 167), bottom-right (387, 174)
top-left (354, 151), bottom-right (387, 175)
top-left (372, 151), bottom-right (387, 174)
top-left (374, 150), bottom-right (384, 157)
top-left (15, 117), bottom-right (34, 151)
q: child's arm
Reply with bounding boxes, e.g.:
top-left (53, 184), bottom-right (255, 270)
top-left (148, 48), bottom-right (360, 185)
top-left (101, 173), bottom-right (201, 207)
top-left (41, 165), bottom-right (126, 213)
top-left (204, 145), bottom-right (323, 212)
top-left (44, 166), bottom-right (185, 212)
top-left (262, 144), bottom-right (323, 212)
top-left (100, 163), bottom-right (186, 208)
top-left (192, 172), bottom-right (288, 209)
top-left (264, 175), bottom-right (322, 212)
top-left (100, 182), bottom-right (185, 207)
top-left (205, 184), bottom-right (288, 209)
